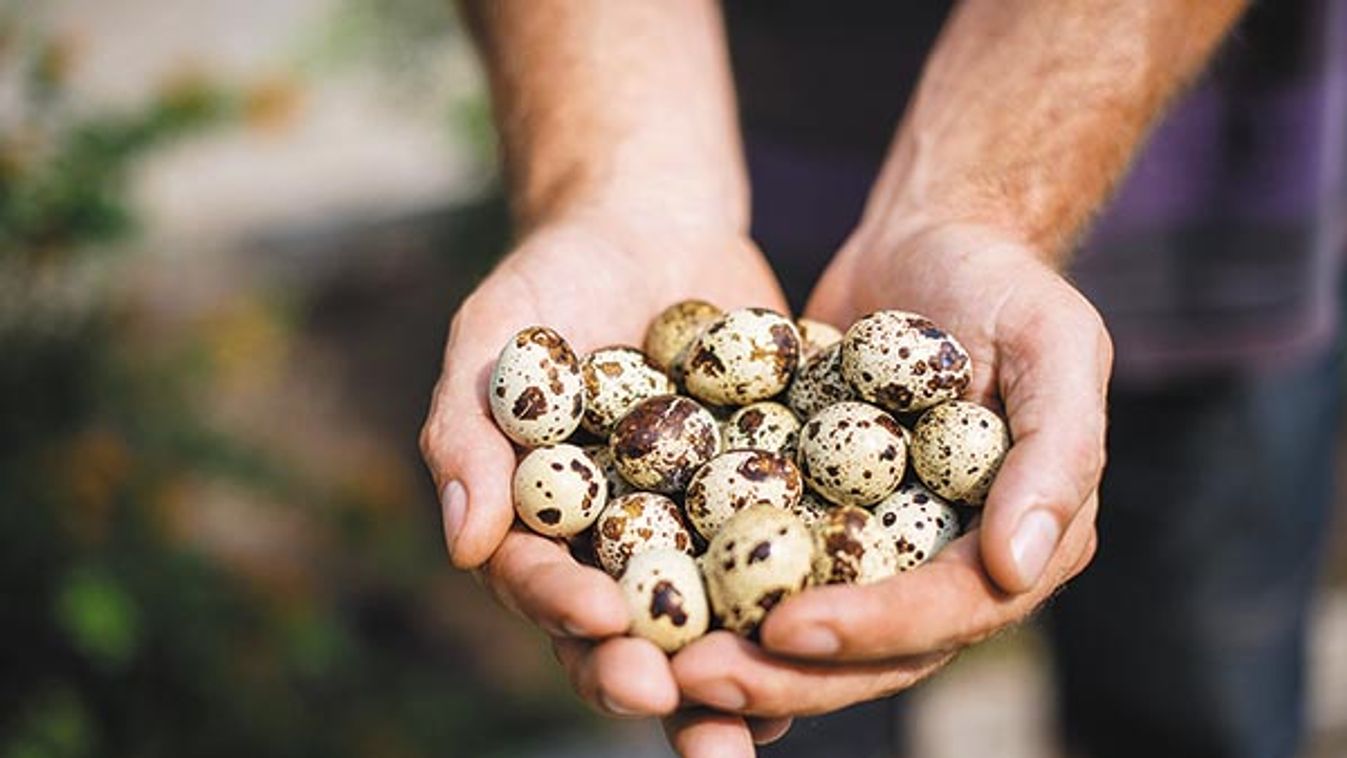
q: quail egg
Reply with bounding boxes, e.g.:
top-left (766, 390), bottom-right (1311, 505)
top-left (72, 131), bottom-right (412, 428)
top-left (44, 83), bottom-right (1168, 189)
top-left (512, 444), bottom-right (607, 537)
top-left (644, 299), bottom-right (723, 373)
top-left (580, 346), bottom-right (675, 436)
top-left (796, 318), bottom-right (844, 363)
top-left (682, 308), bottom-right (801, 407)
top-left (910, 400), bottom-right (1010, 505)
top-left (873, 481), bottom-right (961, 570)
top-left (609, 395), bottom-right (720, 493)
top-left (721, 401), bottom-right (801, 456)
top-left (593, 491), bottom-right (695, 576)
top-left (787, 343), bottom-right (857, 421)
top-left (619, 549), bottom-right (710, 653)
top-left (840, 310), bottom-right (971, 413)
top-left (489, 326), bottom-right (586, 447)
top-left (811, 505), bottom-right (900, 585)
top-left (684, 449), bottom-right (804, 540)
top-left (797, 401), bottom-right (907, 507)
top-left (704, 505), bottom-right (814, 637)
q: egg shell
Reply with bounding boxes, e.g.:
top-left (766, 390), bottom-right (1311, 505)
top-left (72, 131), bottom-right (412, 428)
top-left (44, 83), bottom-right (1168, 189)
top-left (704, 505), bottom-right (814, 637)
top-left (580, 346), bottom-right (675, 436)
top-left (583, 444), bottom-right (634, 501)
top-left (684, 449), bottom-right (804, 540)
top-left (682, 308), bottom-right (801, 407)
top-left (873, 481), bottom-right (961, 570)
top-left (841, 310), bottom-right (971, 414)
top-left (619, 549), bottom-right (710, 653)
top-left (787, 343), bottom-right (857, 421)
top-left (797, 401), bottom-right (907, 507)
top-left (488, 326), bottom-right (586, 447)
top-left (796, 318), bottom-right (844, 363)
top-left (910, 400), bottom-right (1010, 506)
top-left (593, 492), bottom-right (695, 576)
top-left (721, 401), bottom-right (801, 456)
top-left (790, 490), bottom-right (832, 529)
top-left (609, 395), bottom-right (721, 494)
top-left (512, 444), bottom-right (607, 537)
top-left (811, 505), bottom-right (900, 585)
top-left (644, 300), bottom-right (723, 372)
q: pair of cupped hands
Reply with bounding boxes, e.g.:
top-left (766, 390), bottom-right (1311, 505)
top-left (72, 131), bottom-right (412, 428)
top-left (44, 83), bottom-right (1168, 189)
top-left (420, 207), bottom-right (1112, 756)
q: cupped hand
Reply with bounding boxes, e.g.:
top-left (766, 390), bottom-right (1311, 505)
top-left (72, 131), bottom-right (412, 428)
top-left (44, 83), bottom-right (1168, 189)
top-left (419, 212), bottom-right (792, 743)
top-left (670, 221), bottom-right (1112, 722)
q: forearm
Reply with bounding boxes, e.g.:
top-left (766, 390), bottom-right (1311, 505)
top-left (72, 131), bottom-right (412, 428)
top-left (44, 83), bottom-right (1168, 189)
top-left (861, 0), bottom-right (1248, 262)
top-left (460, 0), bottom-right (747, 235)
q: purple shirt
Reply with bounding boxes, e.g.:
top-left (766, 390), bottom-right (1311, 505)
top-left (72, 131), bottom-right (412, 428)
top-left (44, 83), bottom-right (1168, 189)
top-left (728, 1), bottom-right (1347, 384)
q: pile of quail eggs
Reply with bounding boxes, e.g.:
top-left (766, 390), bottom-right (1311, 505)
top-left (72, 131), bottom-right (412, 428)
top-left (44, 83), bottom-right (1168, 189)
top-left (490, 303), bottom-right (1010, 652)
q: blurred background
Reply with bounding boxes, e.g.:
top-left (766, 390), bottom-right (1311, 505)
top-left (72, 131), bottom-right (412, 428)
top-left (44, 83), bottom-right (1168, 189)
top-left (0, 2), bottom-right (1344, 757)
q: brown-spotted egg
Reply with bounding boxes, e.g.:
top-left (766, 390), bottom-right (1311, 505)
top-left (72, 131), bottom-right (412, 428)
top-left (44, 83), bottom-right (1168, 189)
top-left (682, 308), bottom-right (801, 407)
top-left (722, 401), bottom-right (801, 456)
top-left (811, 505), bottom-right (899, 585)
top-left (644, 299), bottom-right (723, 373)
top-left (512, 443), bottom-right (606, 537)
top-left (619, 548), bottom-right (710, 653)
top-left (704, 505), bottom-right (814, 637)
top-left (873, 481), bottom-right (961, 570)
top-left (580, 346), bottom-right (675, 436)
top-left (593, 492), bottom-right (695, 577)
top-left (796, 401), bottom-right (907, 507)
top-left (489, 326), bottom-right (585, 447)
top-left (608, 395), bottom-right (720, 493)
top-left (910, 400), bottom-right (1010, 506)
top-left (684, 449), bottom-right (804, 540)
top-left (787, 343), bottom-right (857, 421)
top-left (840, 310), bottom-right (971, 413)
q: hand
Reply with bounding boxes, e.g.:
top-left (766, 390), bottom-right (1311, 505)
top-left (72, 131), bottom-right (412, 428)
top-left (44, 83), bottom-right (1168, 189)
top-left (419, 211), bottom-right (794, 745)
top-left (669, 221), bottom-right (1111, 721)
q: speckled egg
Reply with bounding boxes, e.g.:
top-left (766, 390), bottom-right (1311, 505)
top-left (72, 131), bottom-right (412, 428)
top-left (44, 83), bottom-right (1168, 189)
top-left (722, 401), bottom-right (801, 456)
top-left (811, 505), bottom-right (899, 585)
top-left (796, 318), bottom-right (844, 363)
top-left (583, 444), bottom-right (634, 501)
top-left (608, 395), bottom-right (720, 493)
top-left (796, 401), bottom-right (907, 507)
top-left (512, 444), bottom-right (607, 537)
top-left (644, 300), bottom-right (723, 373)
top-left (787, 344), bottom-right (857, 421)
top-left (789, 490), bottom-right (832, 529)
top-left (873, 481), bottom-right (961, 570)
top-left (840, 310), bottom-right (971, 413)
top-left (704, 505), bottom-right (814, 637)
top-left (682, 308), bottom-right (801, 407)
top-left (579, 346), bottom-right (675, 436)
top-left (910, 400), bottom-right (1010, 505)
top-left (619, 549), bottom-right (710, 653)
top-left (489, 326), bottom-right (585, 447)
top-left (684, 449), bottom-right (804, 540)
top-left (593, 492), bottom-right (695, 577)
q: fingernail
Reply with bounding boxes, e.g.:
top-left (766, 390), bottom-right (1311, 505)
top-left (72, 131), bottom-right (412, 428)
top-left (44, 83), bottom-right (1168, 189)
top-left (775, 625), bottom-right (839, 657)
top-left (601, 694), bottom-right (639, 717)
top-left (1010, 509), bottom-right (1061, 590)
top-left (441, 480), bottom-right (467, 557)
top-left (695, 681), bottom-right (747, 711)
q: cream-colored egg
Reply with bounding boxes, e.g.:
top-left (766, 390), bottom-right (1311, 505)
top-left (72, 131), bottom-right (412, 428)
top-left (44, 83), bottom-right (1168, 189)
top-left (811, 505), bottom-right (900, 585)
top-left (682, 308), bottom-right (801, 407)
top-left (684, 449), bottom-right (803, 540)
top-left (488, 326), bottom-right (585, 447)
top-left (619, 549), bottom-right (710, 653)
top-left (787, 344), bottom-right (857, 421)
top-left (644, 300), bottom-right (723, 373)
top-left (704, 505), bottom-right (814, 636)
top-left (797, 401), bottom-right (907, 507)
top-left (873, 481), bottom-right (961, 570)
top-left (796, 318), bottom-right (844, 363)
top-left (512, 444), bottom-right (607, 537)
top-left (580, 346), bottom-right (675, 436)
top-left (721, 401), bottom-right (801, 456)
top-left (841, 310), bottom-right (971, 413)
top-left (593, 492), bottom-right (695, 576)
top-left (910, 400), bottom-right (1010, 506)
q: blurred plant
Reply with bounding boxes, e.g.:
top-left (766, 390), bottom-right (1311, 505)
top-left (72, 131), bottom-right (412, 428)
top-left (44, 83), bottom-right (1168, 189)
top-left (0, 11), bottom-right (577, 758)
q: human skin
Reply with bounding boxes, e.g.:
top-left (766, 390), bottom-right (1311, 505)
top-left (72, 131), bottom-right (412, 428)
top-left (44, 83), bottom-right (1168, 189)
top-left (421, 1), bottom-right (1249, 755)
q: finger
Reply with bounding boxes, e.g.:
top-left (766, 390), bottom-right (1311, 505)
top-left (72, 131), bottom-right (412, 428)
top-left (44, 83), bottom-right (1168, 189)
top-left (761, 495), bottom-right (1097, 661)
top-left (748, 717), bottom-right (794, 745)
top-left (979, 290), bottom-right (1112, 592)
top-left (481, 526), bottom-right (629, 638)
top-left (420, 297), bottom-right (521, 569)
top-left (662, 709), bottom-right (757, 758)
top-left (672, 632), bottom-right (952, 718)
top-left (553, 636), bottom-right (680, 717)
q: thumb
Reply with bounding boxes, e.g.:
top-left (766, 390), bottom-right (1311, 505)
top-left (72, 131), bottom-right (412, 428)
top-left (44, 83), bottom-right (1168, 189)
top-left (419, 304), bottom-right (521, 570)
